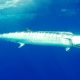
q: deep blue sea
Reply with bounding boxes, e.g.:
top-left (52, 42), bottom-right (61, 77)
top-left (0, 0), bottom-right (80, 80)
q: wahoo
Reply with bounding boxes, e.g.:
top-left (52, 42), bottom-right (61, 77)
top-left (0, 31), bottom-right (80, 51)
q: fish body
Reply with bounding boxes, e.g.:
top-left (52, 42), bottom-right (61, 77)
top-left (0, 31), bottom-right (80, 51)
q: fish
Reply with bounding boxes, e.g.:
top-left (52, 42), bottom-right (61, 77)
top-left (0, 31), bottom-right (80, 51)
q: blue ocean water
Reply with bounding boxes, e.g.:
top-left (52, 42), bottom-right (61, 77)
top-left (0, 0), bottom-right (80, 80)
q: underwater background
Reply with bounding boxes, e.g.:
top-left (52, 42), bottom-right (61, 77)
top-left (0, 0), bottom-right (80, 80)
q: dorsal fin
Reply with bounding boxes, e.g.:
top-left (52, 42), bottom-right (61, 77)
top-left (26, 28), bottom-right (32, 32)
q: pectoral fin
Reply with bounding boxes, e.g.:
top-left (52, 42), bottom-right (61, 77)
top-left (65, 38), bottom-right (73, 51)
top-left (65, 47), bottom-right (70, 51)
top-left (18, 43), bottom-right (25, 48)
